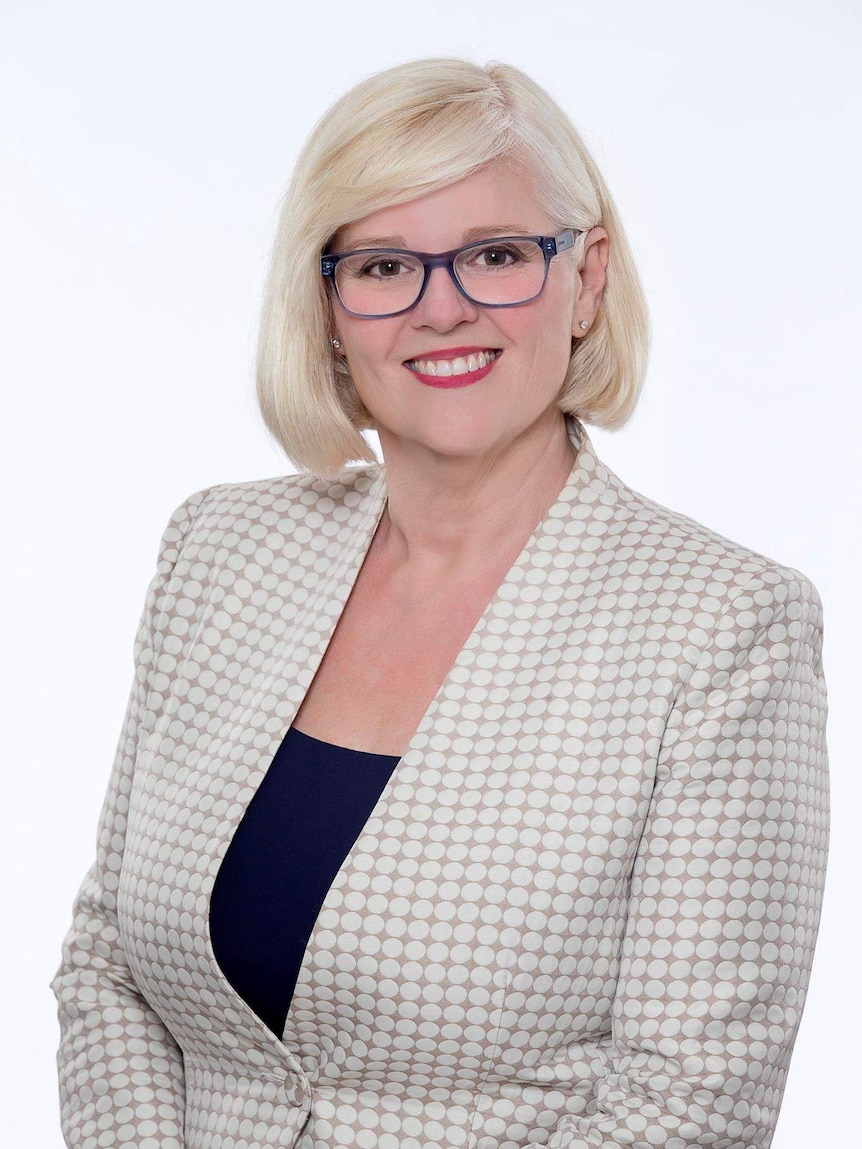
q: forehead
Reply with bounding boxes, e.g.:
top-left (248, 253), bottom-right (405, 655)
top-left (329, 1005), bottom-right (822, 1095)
top-left (335, 161), bottom-right (550, 251)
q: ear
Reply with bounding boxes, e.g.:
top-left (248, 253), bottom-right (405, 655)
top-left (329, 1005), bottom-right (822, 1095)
top-left (572, 227), bottom-right (609, 339)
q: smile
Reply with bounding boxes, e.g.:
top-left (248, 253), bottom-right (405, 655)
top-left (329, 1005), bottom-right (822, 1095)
top-left (404, 349), bottom-right (503, 389)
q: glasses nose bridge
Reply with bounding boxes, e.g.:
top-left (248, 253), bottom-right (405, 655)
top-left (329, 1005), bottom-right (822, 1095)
top-left (415, 250), bottom-right (472, 310)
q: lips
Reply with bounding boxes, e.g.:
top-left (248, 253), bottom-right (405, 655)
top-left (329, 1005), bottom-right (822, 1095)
top-left (404, 350), bottom-right (502, 375)
top-left (405, 349), bottom-right (503, 389)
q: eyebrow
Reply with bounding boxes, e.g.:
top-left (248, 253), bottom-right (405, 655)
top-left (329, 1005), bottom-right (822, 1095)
top-left (340, 224), bottom-right (533, 250)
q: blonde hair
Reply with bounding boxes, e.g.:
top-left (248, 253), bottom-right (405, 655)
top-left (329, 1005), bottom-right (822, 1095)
top-left (256, 57), bottom-right (651, 478)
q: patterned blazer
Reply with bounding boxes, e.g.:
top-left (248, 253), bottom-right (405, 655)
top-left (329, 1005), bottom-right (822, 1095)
top-left (50, 413), bottom-right (829, 1149)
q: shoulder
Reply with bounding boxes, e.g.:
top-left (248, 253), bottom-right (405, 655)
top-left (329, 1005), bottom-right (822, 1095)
top-left (606, 457), bottom-right (817, 586)
top-left (595, 460), bottom-right (823, 642)
top-left (584, 465), bottom-right (826, 732)
top-left (168, 463), bottom-right (381, 528)
top-left (193, 462), bottom-right (380, 516)
top-left (156, 463), bottom-right (381, 562)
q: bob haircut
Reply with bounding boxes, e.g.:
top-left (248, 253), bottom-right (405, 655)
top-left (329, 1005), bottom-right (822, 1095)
top-left (256, 56), bottom-right (651, 479)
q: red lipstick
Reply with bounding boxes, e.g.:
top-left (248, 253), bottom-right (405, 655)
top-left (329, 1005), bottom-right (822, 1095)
top-left (404, 349), bottom-right (503, 389)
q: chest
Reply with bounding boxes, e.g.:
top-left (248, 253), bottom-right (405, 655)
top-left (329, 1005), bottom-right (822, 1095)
top-left (291, 563), bottom-right (505, 757)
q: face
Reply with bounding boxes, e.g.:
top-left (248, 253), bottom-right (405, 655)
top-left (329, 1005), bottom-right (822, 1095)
top-left (328, 159), bottom-right (607, 461)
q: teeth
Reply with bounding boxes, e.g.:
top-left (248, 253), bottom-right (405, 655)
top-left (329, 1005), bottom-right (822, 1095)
top-left (409, 349), bottom-right (499, 376)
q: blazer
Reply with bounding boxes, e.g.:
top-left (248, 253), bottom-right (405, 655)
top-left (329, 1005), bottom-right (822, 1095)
top-left (50, 413), bottom-right (830, 1149)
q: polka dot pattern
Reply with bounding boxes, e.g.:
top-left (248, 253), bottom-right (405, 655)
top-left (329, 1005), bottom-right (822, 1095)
top-left (50, 415), bottom-right (829, 1149)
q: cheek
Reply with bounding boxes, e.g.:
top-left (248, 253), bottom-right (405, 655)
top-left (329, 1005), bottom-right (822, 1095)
top-left (339, 323), bottom-right (404, 372)
top-left (505, 300), bottom-right (572, 352)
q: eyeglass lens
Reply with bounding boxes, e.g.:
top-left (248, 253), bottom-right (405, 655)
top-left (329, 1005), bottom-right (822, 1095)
top-left (334, 239), bottom-right (548, 316)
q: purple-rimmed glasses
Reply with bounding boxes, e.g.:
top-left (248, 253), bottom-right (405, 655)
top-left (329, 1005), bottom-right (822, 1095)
top-left (320, 229), bottom-right (583, 318)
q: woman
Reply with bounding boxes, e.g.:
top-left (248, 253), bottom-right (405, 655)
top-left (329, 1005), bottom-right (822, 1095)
top-left (50, 57), bottom-right (829, 1149)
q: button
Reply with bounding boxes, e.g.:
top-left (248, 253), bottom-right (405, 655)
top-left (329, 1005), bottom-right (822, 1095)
top-left (284, 1072), bottom-right (306, 1106)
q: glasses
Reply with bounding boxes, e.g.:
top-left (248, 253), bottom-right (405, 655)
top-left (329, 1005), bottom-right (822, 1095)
top-left (320, 229), bottom-right (583, 318)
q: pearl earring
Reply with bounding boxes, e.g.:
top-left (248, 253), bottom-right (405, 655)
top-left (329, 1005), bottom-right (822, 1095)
top-left (331, 338), bottom-right (342, 349)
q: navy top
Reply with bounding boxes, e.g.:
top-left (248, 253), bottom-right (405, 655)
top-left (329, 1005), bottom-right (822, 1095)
top-left (208, 725), bottom-right (402, 1038)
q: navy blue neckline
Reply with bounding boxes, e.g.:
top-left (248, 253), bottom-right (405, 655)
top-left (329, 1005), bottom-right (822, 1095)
top-left (288, 724), bottom-right (402, 760)
top-left (210, 718), bottom-right (404, 1036)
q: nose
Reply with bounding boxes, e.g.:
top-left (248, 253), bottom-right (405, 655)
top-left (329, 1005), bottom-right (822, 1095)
top-left (410, 263), bottom-right (479, 328)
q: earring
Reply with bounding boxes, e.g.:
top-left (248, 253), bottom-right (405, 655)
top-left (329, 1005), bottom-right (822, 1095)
top-left (578, 320), bottom-right (589, 330)
top-left (331, 338), bottom-right (342, 350)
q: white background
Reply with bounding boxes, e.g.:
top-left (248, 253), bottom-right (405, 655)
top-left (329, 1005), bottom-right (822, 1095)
top-left (2, 1), bottom-right (859, 1145)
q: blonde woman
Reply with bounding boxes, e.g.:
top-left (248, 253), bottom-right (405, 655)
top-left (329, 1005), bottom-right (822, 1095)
top-left (50, 57), bottom-right (829, 1149)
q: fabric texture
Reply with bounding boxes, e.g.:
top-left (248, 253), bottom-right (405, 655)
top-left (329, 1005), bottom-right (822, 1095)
top-left (209, 726), bottom-right (401, 1038)
top-left (50, 414), bottom-right (830, 1149)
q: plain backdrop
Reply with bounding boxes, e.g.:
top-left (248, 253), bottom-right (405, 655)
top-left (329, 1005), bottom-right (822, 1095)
top-left (2, 1), bottom-right (859, 1146)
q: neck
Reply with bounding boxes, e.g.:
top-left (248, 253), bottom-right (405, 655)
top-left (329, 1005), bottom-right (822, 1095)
top-left (371, 414), bottom-right (579, 588)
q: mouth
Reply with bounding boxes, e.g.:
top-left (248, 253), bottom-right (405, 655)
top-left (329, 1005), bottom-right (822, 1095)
top-left (403, 348), bottom-right (503, 390)
top-left (403, 348), bottom-right (503, 377)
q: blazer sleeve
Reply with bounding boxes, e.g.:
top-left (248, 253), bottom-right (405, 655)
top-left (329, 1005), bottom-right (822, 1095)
top-left (49, 485), bottom-right (216, 1149)
top-left (551, 571), bottom-right (830, 1149)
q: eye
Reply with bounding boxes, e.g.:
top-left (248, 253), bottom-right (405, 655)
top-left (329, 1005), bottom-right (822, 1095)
top-left (360, 258), bottom-right (408, 278)
top-left (483, 248), bottom-right (513, 265)
top-left (468, 244), bottom-right (522, 269)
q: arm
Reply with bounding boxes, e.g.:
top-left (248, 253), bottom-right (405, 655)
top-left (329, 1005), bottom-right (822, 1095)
top-left (49, 485), bottom-right (216, 1149)
top-left (552, 571), bottom-right (830, 1149)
